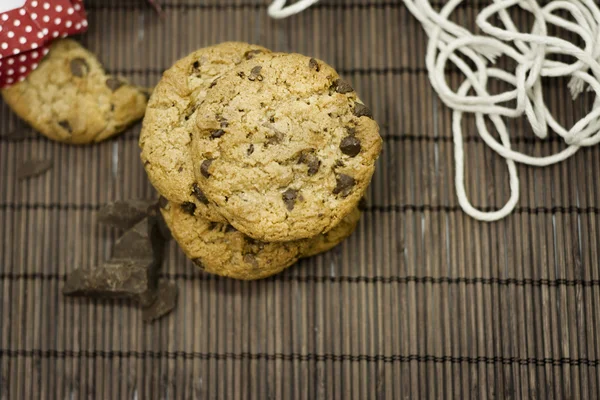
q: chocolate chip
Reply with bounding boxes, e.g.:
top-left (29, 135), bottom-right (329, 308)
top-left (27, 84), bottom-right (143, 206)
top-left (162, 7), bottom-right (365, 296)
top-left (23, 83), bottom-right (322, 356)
top-left (309, 58), bottom-right (320, 72)
top-left (247, 144), bottom-right (254, 155)
top-left (237, 71), bottom-right (246, 78)
top-left (191, 183), bottom-right (209, 205)
top-left (243, 253), bottom-right (258, 268)
top-left (200, 159), bottom-right (213, 178)
top-left (248, 66), bottom-right (263, 81)
top-left (340, 136), bottom-right (361, 157)
top-left (70, 58), bottom-right (89, 77)
top-left (105, 77), bottom-right (124, 92)
top-left (299, 152), bottom-right (320, 176)
top-left (192, 61), bottom-right (200, 69)
top-left (220, 120), bottom-right (229, 128)
top-left (193, 258), bottom-right (206, 269)
top-left (181, 202), bottom-right (196, 215)
top-left (211, 129), bottom-right (225, 139)
top-left (333, 174), bottom-right (356, 197)
top-left (282, 188), bottom-right (299, 211)
top-left (353, 103), bottom-right (373, 119)
top-left (333, 79), bottom-right (354, 94)
top-left (158, 196), bottom-right (169, 209)
top-left (58, 120), bottom-right (72, 133)
top-left (225, 225), bottom-right (237, 233)
top-left (209, 79), bottom-right (218, 88)
top-left (244, 49), bottom-right (264, 60)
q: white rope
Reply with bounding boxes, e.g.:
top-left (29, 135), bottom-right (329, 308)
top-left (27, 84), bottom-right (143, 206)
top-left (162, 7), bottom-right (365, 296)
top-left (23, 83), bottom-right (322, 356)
top-left (404, 0), bottom-right (600, 221)
top-left (270, 0), bottom-right (600, 221)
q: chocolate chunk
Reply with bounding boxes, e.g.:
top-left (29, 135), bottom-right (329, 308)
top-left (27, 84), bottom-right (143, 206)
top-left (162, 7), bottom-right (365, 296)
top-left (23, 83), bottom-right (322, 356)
top-left (309, 58), bottom-right (320, 72)
top-left (333, 174), bottom-right (356, 197)
top-left (335, 159), bottom-right (345, 168)
top-left (17, 159), bottom-right (53, 180)
top-left (282, 188), bottom-right (299, 211)
top-left (112, 218), bottom-right (164, 263)
top-left (142, 281), bottom-right (179, 323)
top-left (333, 79), bottom-right (354, 94)
top-left (340, 136), bottom-right (361, 157)
top-left (244, 49), bottom-right (264, 60)
top-left (181, 202), bottom-right (197, 215)
top-left (225, 225), bottom-right (237, 233)
top-left (247, 144), bottom-right (255, 155)
top-left (299, 152), bottom-right (320, 176)
top-left (192, 61), bottom-right (200, 69)
top-left (248, 66), bottom-right (263, 81)
top-left (353, 103), bottom-right (373, 119)
top-left (192, 258), bottom-right (206, 269)
top-left (243, 253), bottom-right (258, 268)
top-left (191, 183), bottom-right (209, 205)
top-left (97, 199), bottom-right (156, 230)
top-left (211, 129), bottom-right (225, 139)
top-left (158, 196), bottom-right (169, 209)
top-left (70, 58), bottom-right (89, 77)
top-left (58, 120), bottom-right (72, 133)
top-left (200, 159), bottom-right (213, 178)
top-left (105, 77), bottom-right (125, 92)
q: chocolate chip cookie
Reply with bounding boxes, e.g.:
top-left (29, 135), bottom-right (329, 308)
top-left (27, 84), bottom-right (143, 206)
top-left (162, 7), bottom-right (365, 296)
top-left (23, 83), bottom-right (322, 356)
top-left (1, 39), bottom-right (148, 144)
top-left (160, 199), bottom-right (360, 280)
top-left (191, 52), bottom-right (381, 241)
top-left (139, 42), bottom-right (270, 222)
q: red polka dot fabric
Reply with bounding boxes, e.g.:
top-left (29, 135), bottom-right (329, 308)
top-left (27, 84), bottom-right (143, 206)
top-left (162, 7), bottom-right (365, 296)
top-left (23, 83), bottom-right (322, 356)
top-left (0, 0), bottom-right (87, 88)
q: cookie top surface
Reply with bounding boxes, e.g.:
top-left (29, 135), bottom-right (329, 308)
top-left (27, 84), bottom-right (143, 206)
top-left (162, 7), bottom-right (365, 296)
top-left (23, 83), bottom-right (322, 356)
top-left (160, 201), bottom-right (306, 280)
top-left (139, 42), bottom-right (270, 221)
top-left (191, 52), bottom-right (381, 241)
top-left (1, 39), bottom-right (148, 144)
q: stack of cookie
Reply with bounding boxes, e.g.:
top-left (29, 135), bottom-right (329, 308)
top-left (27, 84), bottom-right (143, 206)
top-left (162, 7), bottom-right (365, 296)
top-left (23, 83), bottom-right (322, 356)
top-left (140, 42), bottom-right (381, 280)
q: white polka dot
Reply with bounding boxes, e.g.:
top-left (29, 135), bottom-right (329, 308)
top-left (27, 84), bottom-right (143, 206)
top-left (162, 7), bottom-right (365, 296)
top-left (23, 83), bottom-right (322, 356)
top-left (82, 20), bottom-right (88, 27)
top-left (25, 25), bottom-right (32, 33)
top-left (31, 13), bottom-right (37, 20)
top-left (67, 7), bottom-right (74, 15)
top-left (42, 48), bottom-right (48, 55)
top-left (19, 37), bottom-right (26, 44)
top-left (19, 55), bottom-right (26, 62)
top-left (18, 76), bottom-right (25, 82)
top-left (74, 4), bottom-right (81, 11)
top-left (43, 28), bottom-right (48, 35)
top-left (65, 21), bottom-right (72, 28)
top-left (61, 32), bottom-right (67, 38)
top-left (54, 18), bottom-right (61, 25)
top-left (13, 49), bottom-right (19, 54)
top-left (43, 2), bottom-right (50, 10)
top-left (31, 43), bottom-right (37, 49)
top-left (32, 51), bottom-right (39, 58)
top-left (32, 63), bottom-right (38, 69)
top-left (75, 23), bottom-right (81, 30)
top-left (19, 66), bottom-right (26, 73)
top-left (7, 78), bottom-right (14, 84)
top-left (56, 5), bottom-right (63, 12)
top-left (1, 14), bottom-right (8, 22)
top-left (7, 31), bottom-right (14, 38)
top-left (52, 31), bottom-right (59, 38)
top-left (37, 32), bottom-right (44, 39)
top-left (43, 15), bottom-right (49, 23)
top-left (7, 69), bottom-right (14, 76)
top-left (7, 58), bottom-right (13, 65)
top-left (13, 19), bottom-right (20, 27)
top-left (0, 25), bottom-right (2, 32)
top-left (1, 43), bottom-right (7, 50)
top-left (32, 1), bottom-right (38, 7)
top-left (19, 9), bottom-right (26, 16)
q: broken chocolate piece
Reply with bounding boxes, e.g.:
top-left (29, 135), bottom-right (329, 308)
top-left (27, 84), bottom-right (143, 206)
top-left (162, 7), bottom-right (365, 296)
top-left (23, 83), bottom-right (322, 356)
top-left (181, 202), bottom-right (197, 215)
top-left (142, 281), bottom-right (179, 323)
top-left (191, 183), bottom-right (209, 205)
top-left (112, 218), bottom-right (164, 265)
top-left (333, 79), bottom-right (354, 94)
top-left (200, 159), bottom-right (213, 178)
top-left (17, 159), bottom-right (53, 180)
top-left (58, 120), bottom-right (72, 133)
top-left (211, 129), bottom-right (225, 139)
top-left (97, 199), bottom-right (156, 230)
top-left (333, 174), bottom-right (356, 197)
top-left (105, 77), bottom-right (125, 92)
top-left (248, 66), bottom-right (263, 81)
top-left (70, 58), bottom-right (89, 77)
top-left (282, 188), bottom-right (299, 211)
top-left (299, 151), bottom-right (321, 176)
top-left (309, 58), bottom-right (320, 71)
top-left (353, 103), bottom-right (373, 119)
top-left (340, 136), bottom-right (361, 157)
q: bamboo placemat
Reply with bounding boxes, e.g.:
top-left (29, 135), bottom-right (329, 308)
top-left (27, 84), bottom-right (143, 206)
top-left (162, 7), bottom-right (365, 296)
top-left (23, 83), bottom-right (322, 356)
top-left (1, 0), bottom-right (600, 398)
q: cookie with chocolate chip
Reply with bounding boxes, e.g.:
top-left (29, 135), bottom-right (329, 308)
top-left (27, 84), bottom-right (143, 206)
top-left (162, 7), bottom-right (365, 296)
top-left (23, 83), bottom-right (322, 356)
top-left (160, 200), bottom-right (360, 280)
top-left (1, 39), bottom-right (148, 144)
top-left (139, 42), bottom-right (270, 222)
top-left (191, 52), bottom-right (381, 241)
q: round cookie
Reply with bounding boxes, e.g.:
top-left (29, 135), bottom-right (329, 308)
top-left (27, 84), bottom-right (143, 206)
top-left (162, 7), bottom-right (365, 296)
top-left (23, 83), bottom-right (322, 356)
top-left (140, 42), bottom-right (270, 222)
top-left (1, 39), bottom-right (148, 144)
top-left (161, 200), bottom-right (360, 280)
top-left (191, 52), bottom-right (381, 242)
